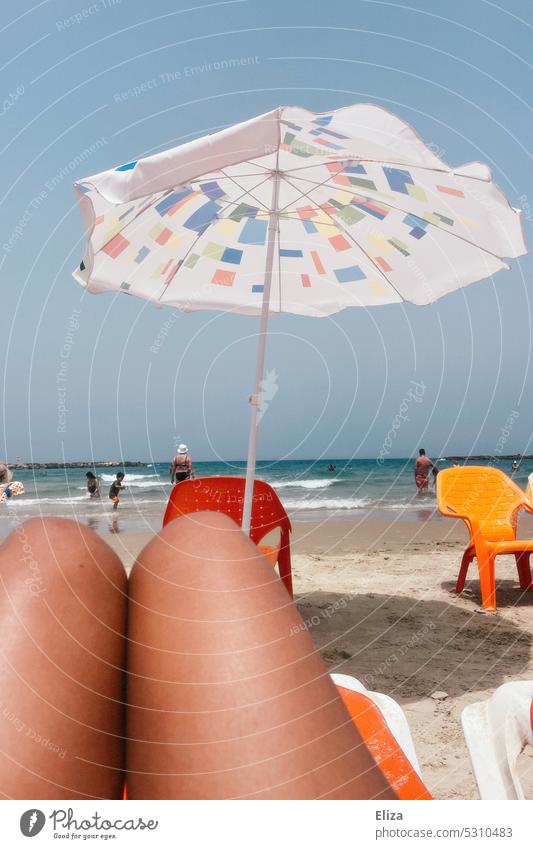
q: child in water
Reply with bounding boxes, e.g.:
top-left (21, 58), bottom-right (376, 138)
top-left (109, 473), bottom-right (125, 510)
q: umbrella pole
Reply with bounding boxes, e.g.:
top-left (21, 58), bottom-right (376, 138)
top-left (242, 167), bottom-right (280, 535)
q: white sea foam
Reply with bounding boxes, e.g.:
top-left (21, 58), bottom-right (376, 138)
top-left (8, 495), bottom-right (167, 507)
top-left (112, 497), bottom-right (167, 505)
top-left (100, 473), bottom-right (159, 482)
top-left (376, 502), bottom-right (419, 510)
top-left (273, 478), bottom-right (335, 490)
top-left (122, 480), bottom-right (171, 489)
top-left (283, 497), bottom-right (370, 510)
top-left (8, 495), bottom-right (89, 505)
top-left (79, 478), bottom-right (169, 489)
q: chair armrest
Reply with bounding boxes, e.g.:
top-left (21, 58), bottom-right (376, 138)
top-left (439, 503), bottom-right (459, 518)
top-left (438, 502), bottom-right (468, 521)
top-left (439, 504), bottom-right (478, 548)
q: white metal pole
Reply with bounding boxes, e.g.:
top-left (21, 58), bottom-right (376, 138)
top-left (242, 167), bottom-right (280, 535)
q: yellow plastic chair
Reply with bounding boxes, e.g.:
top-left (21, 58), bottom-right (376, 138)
top-left (436, 466), bottom-right (533, 612)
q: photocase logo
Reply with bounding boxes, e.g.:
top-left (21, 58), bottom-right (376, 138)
top-left (20, 809), bottom-right (45, 837)
top-left (257, 368), bottom-right (279, 422)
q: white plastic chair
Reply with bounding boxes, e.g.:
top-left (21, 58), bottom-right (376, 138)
top-left (526, 473), bottom-right (533, 502)
top-left (330, 672), bottom-right (423, 779)
top-left (462, 681), bottom-right (533, 799)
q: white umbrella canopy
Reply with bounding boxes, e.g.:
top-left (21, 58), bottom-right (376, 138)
top-left (73, 103), bottom-right (527, 531)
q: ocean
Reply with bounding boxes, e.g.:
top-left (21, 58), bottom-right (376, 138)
top-left (0, 457), bottom-right (530, 538)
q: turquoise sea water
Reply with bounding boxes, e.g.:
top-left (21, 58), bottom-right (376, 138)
top-left (0, 457), bottom-right (530, 537)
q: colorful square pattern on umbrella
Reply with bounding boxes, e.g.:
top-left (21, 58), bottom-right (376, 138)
top-left (221, 248), bottom-right (243, 264)
top-left (329, 234), bottom-right (352, 252)
top-left (102, 233), bottom-right (129, 258)
top-left (75, 102), bottom-right (526, 321)
top-left (184, 201), bottom-right (221, 232)
top-left (155, 190), bottom-right (193, 216)
top-left (200, 181), bottom-right (226, 200)
top-left (239, 218), bottom-right (268, 244)
top-left (212, 269), bottom-right (235, 286)
top-left (334, 265), bottom-right (366, 283)
top-left (134, 246), bottom-right (150, 264)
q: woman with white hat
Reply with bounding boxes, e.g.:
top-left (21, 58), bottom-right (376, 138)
top-left (170, 444), bottom-right (194, 484)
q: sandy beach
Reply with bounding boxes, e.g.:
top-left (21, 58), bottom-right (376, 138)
top-left (105, 515), bottom-right (533, 801)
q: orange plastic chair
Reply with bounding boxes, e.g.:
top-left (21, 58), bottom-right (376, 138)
top-left (336, 684), bottom-right (432, 799)
top-left (437, 466), bottom-right (533, 612)
top-left (163, 476), bottom-right (293, 597)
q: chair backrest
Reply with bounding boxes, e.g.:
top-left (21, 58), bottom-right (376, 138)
top-left (462, 681), bottom-right (533, 799)
top-left (436, 466), bottom-right (526, 541)
top-left (163, 476), bottom-right (291, 545)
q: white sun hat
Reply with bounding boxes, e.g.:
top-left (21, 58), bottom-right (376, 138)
top-left (178, 444), bottom-right (188, 454)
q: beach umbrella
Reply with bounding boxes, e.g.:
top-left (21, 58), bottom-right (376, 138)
top-left (73, 104), bottom-right (526, 533)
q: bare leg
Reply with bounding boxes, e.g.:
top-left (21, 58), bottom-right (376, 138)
top-left (0, 518), bottom-right (127, 799)
top-left (126, 512), bottom-right (395, 800)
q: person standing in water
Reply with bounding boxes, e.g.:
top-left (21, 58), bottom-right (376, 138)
top-left (414, 449), bottom-right (438, 495)
top-left (512, 458), bottom-right (520, 474)
top-left (109, 473), bottom-right (125, 510)
top-left (85, 471), bottom-right (100, 498)
top-left (170, 444), bottom-right (194, 484)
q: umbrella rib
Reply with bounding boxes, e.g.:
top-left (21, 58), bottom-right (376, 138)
top-left (188, 169), bottom-right (272, 183)
top-left (95, 177), bottom-right (270, 279)
top-left (285, 171), bottom-right (511, 263)
top-left (94, 169), bottom-right (272, 260)
top-left (155, 177), bottom-right (273, 302)
top-left (204, 173), bottom-right (272, 218)
top-left (280, 158), bottom-right (484, 180)
top-left (211, 175), bottom-right (278, 220)
top-left (218, 168), bottom-right (273, 213)
top-left (189, 172), bottom-right (270, 181)
top-left (155, 225), bottom-right (209, 303)
top-left (280, 214), bottom-right (343, 228)
top-left (276, 170), bottom-right (344, 215)
top-left (185, 155), bottom-right (274, 187)
top-left (96, 188), bottom-right (170, 254)
top-left (281, 173), bottom-right (405, 302)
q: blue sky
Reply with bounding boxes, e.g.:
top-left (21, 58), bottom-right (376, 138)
top-left (1, 0), bottom-right (532, 463)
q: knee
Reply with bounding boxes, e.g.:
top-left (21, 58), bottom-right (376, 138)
top-left (10, 516), bottom-right (88, 546)
top-left (159, 510), bottom-right (244, 551)
top-left (163, 509), bottom-right (250, 553)
top-left (9, 516), bottom-right (82, 550)
top-left (131, 510), bottom-right (262, 585)
top-left (163, 510), bottom-right (239, 534)
top-left (1, 517), bottom-right (126, 589)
